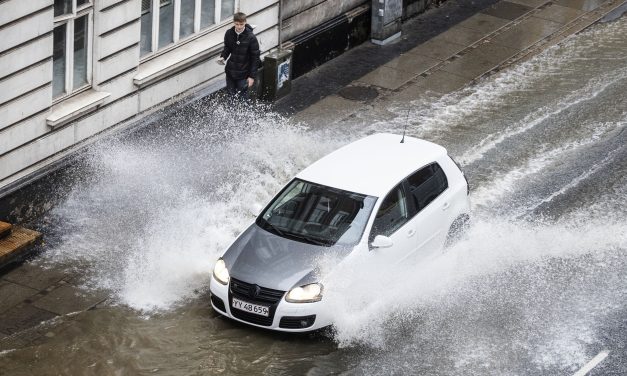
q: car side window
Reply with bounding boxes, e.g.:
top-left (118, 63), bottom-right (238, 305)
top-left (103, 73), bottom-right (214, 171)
top-left (370, 184), bottom-right (409, 239)
top-left (407, 163), bottom-right (448, 213)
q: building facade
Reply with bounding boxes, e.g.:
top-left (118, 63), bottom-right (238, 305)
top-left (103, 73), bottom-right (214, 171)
top-left (0, 0), bottom-right (279, 196)
top-left (0, 0), bottom-right (435, 198)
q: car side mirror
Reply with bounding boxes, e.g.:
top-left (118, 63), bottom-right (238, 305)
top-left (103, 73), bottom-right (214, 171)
top-left (370, 235), bottom-right (393, 249)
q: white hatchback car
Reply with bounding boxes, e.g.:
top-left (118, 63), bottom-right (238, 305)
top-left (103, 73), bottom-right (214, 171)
top-left (210, 133), bottom-right (470, 332)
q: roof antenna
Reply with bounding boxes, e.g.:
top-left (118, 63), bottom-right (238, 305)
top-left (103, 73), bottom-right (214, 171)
top-left (401, 108), bottom-right (410, 143)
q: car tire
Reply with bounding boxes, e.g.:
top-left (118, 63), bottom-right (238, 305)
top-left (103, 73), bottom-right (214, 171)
top-left (444, 214), bottom-right (470, 248)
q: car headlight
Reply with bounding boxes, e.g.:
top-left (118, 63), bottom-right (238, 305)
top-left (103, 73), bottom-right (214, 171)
top-left (285, 283), bottom-right (323, 303)
top-left (212, 259), bottom-right (229, 285)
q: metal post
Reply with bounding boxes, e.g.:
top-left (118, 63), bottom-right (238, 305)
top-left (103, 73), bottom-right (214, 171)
top-left (371, 0), bottom-right (402, 45)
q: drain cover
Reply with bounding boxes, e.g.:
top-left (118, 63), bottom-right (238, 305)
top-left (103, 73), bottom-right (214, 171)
top-left (338, 86), bottom-right (379, 101)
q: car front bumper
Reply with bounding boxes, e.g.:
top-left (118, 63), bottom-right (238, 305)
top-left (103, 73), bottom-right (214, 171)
top-left (209, 274), bottom-right (331, 332)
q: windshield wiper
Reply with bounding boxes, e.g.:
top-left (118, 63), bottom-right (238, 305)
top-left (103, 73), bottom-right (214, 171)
top-left (262, 221), bottom-right (286, 237)
top-left (287, 233), bottom-right (330, 247)
top-left (261, 220), bottom-right (330, 246)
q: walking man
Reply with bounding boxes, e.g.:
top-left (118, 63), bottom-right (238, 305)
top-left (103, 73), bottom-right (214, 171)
top-left (218, 12), bottom-right (260, 100)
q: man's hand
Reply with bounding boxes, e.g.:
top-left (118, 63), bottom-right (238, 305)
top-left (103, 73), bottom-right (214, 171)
top-left (247, 77), bottom-right (255, 87)
top-left (217, 58), bottom-right (225, 65)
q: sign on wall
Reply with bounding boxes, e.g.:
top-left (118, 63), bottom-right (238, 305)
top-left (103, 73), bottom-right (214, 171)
top-left (277, 58), bottom-right (290, 89)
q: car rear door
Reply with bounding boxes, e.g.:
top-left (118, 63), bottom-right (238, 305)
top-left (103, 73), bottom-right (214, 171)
top-left (404, 162), bottom-right (451, 259)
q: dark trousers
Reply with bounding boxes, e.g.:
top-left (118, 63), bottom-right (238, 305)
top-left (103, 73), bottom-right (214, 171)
top-left (226, 74), bottom-right (249, 100)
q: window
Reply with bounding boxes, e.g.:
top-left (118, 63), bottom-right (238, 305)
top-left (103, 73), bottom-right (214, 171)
top-left (53, 0), bottom-right (93, 100)
top-left (371, 184), bottom-right (409, 238)
top-left (141, 0), bottom-right (236, 57)
top-left (407, 163), bottom-right (448, 212)
top-left (256, 179), bottom-right (377, 247)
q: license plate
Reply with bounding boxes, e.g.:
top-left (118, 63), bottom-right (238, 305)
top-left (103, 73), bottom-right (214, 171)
top-left (231, 297), bottom-right (270, 317)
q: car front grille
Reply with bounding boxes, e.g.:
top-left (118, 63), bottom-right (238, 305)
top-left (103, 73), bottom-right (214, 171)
top-left (228, 278), bottom-right (286, 326)
top-left (231, 308), bottom-right (274, 326)
top-left (229, 278), bottom-right (285, 303)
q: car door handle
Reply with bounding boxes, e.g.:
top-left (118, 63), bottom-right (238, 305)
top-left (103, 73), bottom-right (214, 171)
top-left (442, 202), bottom-right (450, 211)
top-left (407, 229), bottom-right (416, 237)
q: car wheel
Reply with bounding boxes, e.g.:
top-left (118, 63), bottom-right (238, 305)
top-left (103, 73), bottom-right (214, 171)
top-left (444, 214), bottom-right (470, 248)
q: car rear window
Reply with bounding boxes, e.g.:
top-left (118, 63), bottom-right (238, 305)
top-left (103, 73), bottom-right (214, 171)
top-left (406, 163), bottom-right (448, 212)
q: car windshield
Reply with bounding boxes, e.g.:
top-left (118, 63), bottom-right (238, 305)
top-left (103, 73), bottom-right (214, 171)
top-left (256, 179), bottom-right (377, 247)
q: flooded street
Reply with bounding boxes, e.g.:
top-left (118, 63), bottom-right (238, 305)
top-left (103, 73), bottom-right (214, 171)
top-left (2, 15), bottom-right (627, 376)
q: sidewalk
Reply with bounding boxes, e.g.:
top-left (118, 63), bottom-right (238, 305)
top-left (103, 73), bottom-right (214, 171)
top-left (280, 0), bottom-right (627, 127)
top-left (1, 0), bottom-right (626, 351)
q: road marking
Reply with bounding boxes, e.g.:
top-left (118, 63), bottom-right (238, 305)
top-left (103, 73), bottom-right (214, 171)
top-left (572, 350), bottom-right (610, 376)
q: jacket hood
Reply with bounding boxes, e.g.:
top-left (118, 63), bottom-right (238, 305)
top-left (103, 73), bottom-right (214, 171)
top-left (222, 224), bottom-right (354, 291)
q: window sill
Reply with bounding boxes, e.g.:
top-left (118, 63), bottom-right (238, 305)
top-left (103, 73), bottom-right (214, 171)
top-left (47, 89), bottom-right (110, 129)
top-left (133, 39), bottom-right (223, 88)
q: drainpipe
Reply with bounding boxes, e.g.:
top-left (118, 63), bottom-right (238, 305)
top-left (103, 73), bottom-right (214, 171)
top-left (278, 0), bottom-right (283, 50)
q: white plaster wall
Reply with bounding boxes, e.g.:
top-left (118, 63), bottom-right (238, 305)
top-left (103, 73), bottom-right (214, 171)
top-left (94, 46), bottom-right (140, 83)
top-left (0, 61), bottom-right (52, 105)
top-left (0, 94), bottom-right (136, 181)
top-left (0, 0), bottom-right (52, 28)
top-left (256, 26), bottom-right (279, 57)
top-left (138, 57), bottom-right (223, 112)
top-left (249, 3), bottom-right (280, 34)
top-left (0, 85), bottom-right (51, 130)
top-left (98, 0), bottom-right (129, 11)
top-left (0, 35), bottom-right (53, 79)
top-left (95, 0), bottom-right (141, 36)
top-left (0, 9), bottom-right (53, 53)
top-left (96, 20), bottom-right (141, 60)
top-left (96, 71), bottom-right (138, 102)
top-left (0, 113), bottom-right (49, 156)
top-left (240, 0), bottom-right (278, 15)
top-left (74, 95), bottom-right (138, 142)
top-left (0, 125), bottom-right (75, 179)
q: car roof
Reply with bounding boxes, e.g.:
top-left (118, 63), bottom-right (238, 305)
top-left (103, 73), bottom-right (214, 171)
top-left (296, 133), bottom-right (448, 197)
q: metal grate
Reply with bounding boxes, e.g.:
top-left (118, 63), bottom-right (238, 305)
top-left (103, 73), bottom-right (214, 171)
top-left (230, 307), bottom-right (274, 326)
top-left (229, 278), bottom-right (285, 304)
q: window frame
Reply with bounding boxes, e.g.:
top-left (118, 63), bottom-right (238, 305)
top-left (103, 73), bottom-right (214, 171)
top-left (141, 0), bottom-right (238, 61)
top-left (368, 162), bottom-right (450, 242)
top-left (52, 0), bottom-right (94, 103)
top-left (405, 162), bottom-right (449, 217)
top-left (369, 182), bottom-right (410, 241)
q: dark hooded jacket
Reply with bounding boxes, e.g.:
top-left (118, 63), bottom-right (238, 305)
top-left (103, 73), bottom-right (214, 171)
top-left (220, 24), bottom-right (260, 80)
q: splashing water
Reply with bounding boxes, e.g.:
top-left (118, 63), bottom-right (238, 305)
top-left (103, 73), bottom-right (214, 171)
top-left (39, 100), bottom-right (345, 311)
top-left (20, 16), bottom-right (627, 376)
